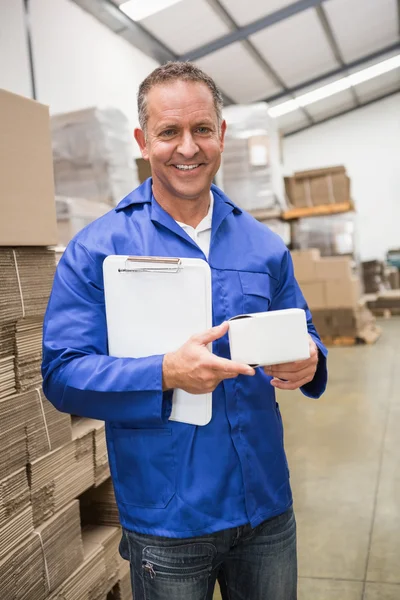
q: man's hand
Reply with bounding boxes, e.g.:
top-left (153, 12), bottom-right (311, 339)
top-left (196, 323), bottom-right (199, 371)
top-left (263, 335), bottom-right (319, 391)
top-left (163, 322), bottom-right (255, 394)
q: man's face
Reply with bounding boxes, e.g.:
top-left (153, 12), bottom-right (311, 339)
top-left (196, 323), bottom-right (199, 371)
top-left (135, 80), bottom-right (226, 202)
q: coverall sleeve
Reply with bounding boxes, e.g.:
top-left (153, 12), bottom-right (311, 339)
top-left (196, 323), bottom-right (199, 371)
top-left (41, 240), bottom-right (172, 425)
top-left (269, 249), bottom-right (328, 399)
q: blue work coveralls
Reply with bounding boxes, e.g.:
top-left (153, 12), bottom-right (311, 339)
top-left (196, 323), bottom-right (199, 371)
top-left (42, 179), bottom-right (327, 538)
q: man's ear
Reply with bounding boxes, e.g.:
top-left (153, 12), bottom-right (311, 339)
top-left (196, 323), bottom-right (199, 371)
top-left (219, 120), bottom-right (227, 152)
top-left (134, 128), bottom-right (149, 160)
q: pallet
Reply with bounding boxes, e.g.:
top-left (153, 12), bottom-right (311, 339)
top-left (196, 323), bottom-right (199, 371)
top-left (282, 200), bottom-right (353, 221)
top-left (371, 308), bottom-right (400, 318)
top-left (322, 326), bottom-right (382, 347)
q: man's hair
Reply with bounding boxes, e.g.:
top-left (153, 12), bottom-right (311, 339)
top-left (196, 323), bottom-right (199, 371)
top-left (137, 61), bottom-right (224, 136)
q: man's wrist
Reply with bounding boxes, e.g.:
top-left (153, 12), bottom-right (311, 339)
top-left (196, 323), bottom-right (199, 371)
top-left (162, 353), bottom-right (175, 391)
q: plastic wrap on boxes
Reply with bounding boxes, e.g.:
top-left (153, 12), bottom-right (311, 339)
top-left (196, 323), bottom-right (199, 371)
top-left (52, 108), bottom-right (138, 206)
top-left (56, 196), bottom-right (111, 246)
top-left (222, 103), bottom-right (286, 213)
top-left (292, 213), bottom-right (356, 257)
top-left (260, 219), bottom-right (291, 246)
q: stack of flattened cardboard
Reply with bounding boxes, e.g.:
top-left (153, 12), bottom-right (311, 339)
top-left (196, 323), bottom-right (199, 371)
top-left (0, 323), bottom-right (14, 358)
top-left (30, 424), bottom-right (95, 526)
top-left (0, 530), bottom-right (45, 600)
top-left (0, 467), bottom-right (30, 533)
top-left (1, 502), bottom-right (83, 600)
top-left (292, 249), bottom-right (380, 342)
top-left (0, 469), bottom-right (34, 588)
top-left (0, 389), bottom-right (72, 481)
top-left (0, 355), bottom-right (16, 399)
top-left (15, 316), bottom-right (43, 391)
top-left (0, 504), bottom-right (34, 561)
top-left (0, 390), bottom-right (39, 480)
top-left (0, 324), bottom-right (16, 398)
top-left (0, 247), bottom-right (56, 323)
top-left (27, 388), bottom-right (72, 462)
top-left (83, 525), bottom-right (123, 593)
top-left (93, 421), bottom-right (110, 486)
top-left (81, 477), bottom-right (119, 527)
top-left (37, 500), bottom-right (84, 594)
top-left (72, 417), bottom-right (110, 486)
top-left (48, 529), bottom-right (107, 600)
top-left (108, 562), bottom-right (132, 600)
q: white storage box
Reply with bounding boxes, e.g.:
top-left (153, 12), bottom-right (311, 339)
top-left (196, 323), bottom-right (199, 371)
top-left (228, 308), bottom-right (310, 367)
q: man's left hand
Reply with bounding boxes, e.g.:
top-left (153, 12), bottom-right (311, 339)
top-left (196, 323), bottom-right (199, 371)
top-left (264, 336), bottom-right (319, 391)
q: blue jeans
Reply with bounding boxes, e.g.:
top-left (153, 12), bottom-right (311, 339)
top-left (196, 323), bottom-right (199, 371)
top-left (119, 506), bottom-right (297, 600)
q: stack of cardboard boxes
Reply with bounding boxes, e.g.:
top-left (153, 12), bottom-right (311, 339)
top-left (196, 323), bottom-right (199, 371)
top-left (362, 259), bottom-right (400, 293)
top-left (51, 107), bottom-right (138, 206)
top-left (0, 89), bottom-right (131, 600)
top-left (285, 165), bottom-right (351, 208)
top-left (222, 103), bottom-right (286, 214)
top-left (291, 249), bottom-right (379, 341)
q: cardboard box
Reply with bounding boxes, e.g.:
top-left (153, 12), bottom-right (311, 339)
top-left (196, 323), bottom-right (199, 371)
top-left (330, 305), bottom-right (376, 337)
top-left (136, 158), bottom-right (152, 183)
top-left (325, 277), bottom-right (361, 309)
top-left (311, 309), bottom-right (333, 337)
top-left (291, 249), bottom-right (320, 282)
top-left (0, 89), bottom-right (58, 246)
top-left (286, 166), bottom-right (350, 207)
top-left (300, 281), bottom-right (326, 309)
top-left (315, 256), bottom-right (353, 281)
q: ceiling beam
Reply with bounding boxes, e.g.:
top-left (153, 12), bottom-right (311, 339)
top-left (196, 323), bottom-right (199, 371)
top-left (205, 0), bottom-right (315, 125)
top-left (71, 0), bottom-right (236, 105)
top-left (265, 41), bottom-right (400, 104)
top-left (72, 0), bottom-right (176, 63)
top-left (284, 87), bottom-right (400, 136)
top-left (398, 0), bottom-right (400, 35)
top-left (178, 0), bottom-right (328, 62)
top-left (315, 4), bottom-right (360, 106)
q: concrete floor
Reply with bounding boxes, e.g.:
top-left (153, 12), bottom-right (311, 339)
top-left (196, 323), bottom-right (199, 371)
top-left (214, 318), bottom-right (400, 599)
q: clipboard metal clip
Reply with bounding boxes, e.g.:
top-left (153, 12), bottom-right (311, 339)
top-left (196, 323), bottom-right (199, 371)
top-left (118, 256), bottom-right (182, 274)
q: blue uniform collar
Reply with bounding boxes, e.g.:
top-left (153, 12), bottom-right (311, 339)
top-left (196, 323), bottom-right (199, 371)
top-left (115, 178), bottom-right (242, 253)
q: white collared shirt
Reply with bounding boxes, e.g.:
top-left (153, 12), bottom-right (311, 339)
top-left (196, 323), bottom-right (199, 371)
top-left (175, 192), bottom-right (214, 259)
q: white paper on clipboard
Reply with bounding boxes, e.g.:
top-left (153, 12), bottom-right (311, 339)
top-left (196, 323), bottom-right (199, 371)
top-left (103, 255), bottom-right (213, 426)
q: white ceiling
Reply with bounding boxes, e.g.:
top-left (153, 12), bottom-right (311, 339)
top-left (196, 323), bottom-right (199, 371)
top-left (324, 0), bottom-right (399, 62)
top-left (250, 8), bottom-right (339, 87)
top-left (139, 0), bottom-right (230, 55)
top-left (196, 42), bottom-right (282, 102)
top-left (108, 0), bottom-right (400, 134)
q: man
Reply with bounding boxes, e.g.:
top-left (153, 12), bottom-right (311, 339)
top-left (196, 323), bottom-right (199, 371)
top-left (42, 62), bottom-right (327, 600)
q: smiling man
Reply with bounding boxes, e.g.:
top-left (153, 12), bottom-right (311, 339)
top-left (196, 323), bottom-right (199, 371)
top-left (42, 62), bottom-right (327, 600)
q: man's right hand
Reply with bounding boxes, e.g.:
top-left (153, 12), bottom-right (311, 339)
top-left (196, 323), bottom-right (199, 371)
top-left (162, 321), bottom-right (255, 394)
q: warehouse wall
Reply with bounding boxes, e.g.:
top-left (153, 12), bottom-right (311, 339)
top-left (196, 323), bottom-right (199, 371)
top-left (283, 94), bottom-right (400, 261)
top-left (0, 0), bottom-right (158, 148)
top-left (0, 0), bottom-right (32, 98)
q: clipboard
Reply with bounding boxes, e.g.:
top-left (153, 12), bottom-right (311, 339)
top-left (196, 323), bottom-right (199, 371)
top-left (103, 255), bottom-right (213, 426)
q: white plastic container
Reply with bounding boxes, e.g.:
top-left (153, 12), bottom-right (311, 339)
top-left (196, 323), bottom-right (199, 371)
top-left (228, 308), bottom-right (310, 367)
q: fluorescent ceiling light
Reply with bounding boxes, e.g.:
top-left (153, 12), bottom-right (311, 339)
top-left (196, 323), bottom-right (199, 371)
top-left (269, 54), bottom-right (400, 118)
top-left (120, 0), bottom-right (182, 21)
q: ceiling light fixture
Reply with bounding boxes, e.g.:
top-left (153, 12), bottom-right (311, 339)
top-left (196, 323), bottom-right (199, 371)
top-left (268, 54), bottom-right (400, 118)
top-left (120, 0), bottom-right (182, 22)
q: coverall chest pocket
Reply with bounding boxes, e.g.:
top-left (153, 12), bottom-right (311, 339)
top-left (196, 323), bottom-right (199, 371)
top-left (239, 271), bottom-right (274, 314)
top-left (112, 427), bottom-right (176, 508)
